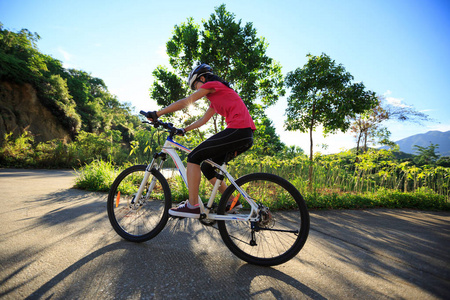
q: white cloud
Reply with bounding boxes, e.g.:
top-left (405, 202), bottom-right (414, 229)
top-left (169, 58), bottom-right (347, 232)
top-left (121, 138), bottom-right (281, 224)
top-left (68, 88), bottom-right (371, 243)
top-left (426, 123), bottom-right (450, 132)
top-left (383, 90), bottom-right (411, 108)
top-left (57, 47), bottom-right (72, 61)
top-left (56, 47), bottom-right (77, 69)
top-left (386, 97), bottom-right (410, 108)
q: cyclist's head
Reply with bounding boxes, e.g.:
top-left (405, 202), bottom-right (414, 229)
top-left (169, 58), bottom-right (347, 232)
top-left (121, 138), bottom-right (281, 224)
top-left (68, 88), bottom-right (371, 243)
top-left (188, 63), bottom-right (213, 90)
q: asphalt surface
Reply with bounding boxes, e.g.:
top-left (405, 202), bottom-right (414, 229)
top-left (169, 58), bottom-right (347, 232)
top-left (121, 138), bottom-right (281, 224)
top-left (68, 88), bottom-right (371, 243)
top-left (0, 168), bottom-right (449, 299)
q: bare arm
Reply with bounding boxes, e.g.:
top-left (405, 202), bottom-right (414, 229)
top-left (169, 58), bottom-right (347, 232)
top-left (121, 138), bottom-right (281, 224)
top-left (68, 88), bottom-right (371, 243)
top-left (185, 106), bottom-right (216, 132)
top-left (155, 88), bottom-right (212, 117)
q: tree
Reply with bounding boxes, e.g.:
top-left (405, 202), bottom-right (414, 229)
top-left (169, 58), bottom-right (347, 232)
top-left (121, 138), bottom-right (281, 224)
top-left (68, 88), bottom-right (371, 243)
top-left (413, 142), bottom-right (440, 166)
top-left (149, 4), bottom-right (285, 133)
top-left (0, 23), bottom-right (41, 82)
top-left (252, 117), bottom-right (285, 156)
top-left (285, 53), bottom-right (377, 189)
top-left (0, 25), bottom-right (139, 142)
top-left (350, 98), bottom-right (390, 155)
top-left (350, 95), bottom-right (430, 154)
top-left (436, 156), bottom-right (450, 167)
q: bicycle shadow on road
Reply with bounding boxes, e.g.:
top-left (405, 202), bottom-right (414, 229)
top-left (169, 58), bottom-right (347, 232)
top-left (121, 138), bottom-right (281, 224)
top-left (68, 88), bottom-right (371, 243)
top-left (23, 238), bottom-right (325, 299)
top-left (22, 188), bottom-right (107, 226)
top-left (234, 264), bottom-right (326, 299)
top-left (1, 169), bottom-right (322, 298)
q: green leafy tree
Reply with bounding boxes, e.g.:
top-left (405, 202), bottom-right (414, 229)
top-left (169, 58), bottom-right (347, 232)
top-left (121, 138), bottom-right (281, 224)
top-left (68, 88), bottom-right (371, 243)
top-left (285, 53), bottom-right (377, 189)
top-left (0, 23), bottom-right (40, 82)
top-left (252, 117), bottom-right (285, 155)
top-left (1, 24), bottom-right (140, 144)
top-left (42, 74), bottom-right (81, 132)
top-left (413, 143), bottom-right (440, 166)
top-left (436, 156), bottom-right (450, 167)
top-left (150, 4), bottom-right (285, 133)
top-left (1, 24), bottom-right (82, 137)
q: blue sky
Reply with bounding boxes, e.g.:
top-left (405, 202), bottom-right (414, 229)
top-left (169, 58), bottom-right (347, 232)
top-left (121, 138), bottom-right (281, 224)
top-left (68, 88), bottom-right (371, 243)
top-left (1, 0), bottom-right (449, 154)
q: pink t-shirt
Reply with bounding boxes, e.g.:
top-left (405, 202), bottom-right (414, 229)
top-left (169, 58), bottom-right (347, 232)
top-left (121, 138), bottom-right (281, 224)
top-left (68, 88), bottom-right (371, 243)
top-left (200, 81), bottom-right (256, 130)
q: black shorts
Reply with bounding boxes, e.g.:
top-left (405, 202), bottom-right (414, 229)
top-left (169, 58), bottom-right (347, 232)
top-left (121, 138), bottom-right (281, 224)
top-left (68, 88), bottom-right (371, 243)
top-left (187, 128), bottom-right (253, 180)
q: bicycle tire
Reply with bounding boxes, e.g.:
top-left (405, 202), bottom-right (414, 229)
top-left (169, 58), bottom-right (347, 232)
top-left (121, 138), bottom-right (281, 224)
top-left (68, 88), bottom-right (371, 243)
top-left (217, 173), bottom-right (309, 266)
top-left (107, 165), bottom-right (171, 242)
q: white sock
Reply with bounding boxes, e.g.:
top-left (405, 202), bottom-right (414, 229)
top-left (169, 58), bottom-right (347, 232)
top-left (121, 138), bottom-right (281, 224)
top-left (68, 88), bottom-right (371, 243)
top-left (187, 201), bottom-right (197, 209)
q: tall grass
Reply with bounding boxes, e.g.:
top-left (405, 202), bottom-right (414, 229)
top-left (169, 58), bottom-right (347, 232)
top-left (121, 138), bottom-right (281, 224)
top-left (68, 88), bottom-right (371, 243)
top-left (73, 157), bottom-right (448, 210)
top-left (72, 150), bottom-right (449, 211)
top-left (2, 129), bottom-right (449, 210)
top-left (74, 160), bottom-right (121, 192)
top-left (228, 149), bottom-right (450, 200)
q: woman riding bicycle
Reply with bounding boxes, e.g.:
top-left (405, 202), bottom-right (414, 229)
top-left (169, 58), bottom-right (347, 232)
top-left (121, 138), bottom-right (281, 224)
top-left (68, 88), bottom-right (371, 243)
top-left (147, 63), bottom-right (256, 218)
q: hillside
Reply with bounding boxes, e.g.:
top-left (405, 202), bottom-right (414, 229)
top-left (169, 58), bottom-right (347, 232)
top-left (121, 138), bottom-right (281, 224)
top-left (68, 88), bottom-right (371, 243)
top-left (0, 81), bottom-right (70, 142)
top-left (0, 25), bottom-right (139, 145)
top-left (388, 131), bottom-right (450, 156)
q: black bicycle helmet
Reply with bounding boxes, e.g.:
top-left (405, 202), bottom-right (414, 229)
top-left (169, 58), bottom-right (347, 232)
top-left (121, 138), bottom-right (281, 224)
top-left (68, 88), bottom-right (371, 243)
top-left (188, 63), bottom-right (213, 90)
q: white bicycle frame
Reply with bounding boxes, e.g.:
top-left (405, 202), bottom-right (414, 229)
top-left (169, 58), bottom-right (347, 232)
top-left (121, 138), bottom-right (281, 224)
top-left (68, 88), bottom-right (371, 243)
top-left (138, 136), bottom-right (260, 222)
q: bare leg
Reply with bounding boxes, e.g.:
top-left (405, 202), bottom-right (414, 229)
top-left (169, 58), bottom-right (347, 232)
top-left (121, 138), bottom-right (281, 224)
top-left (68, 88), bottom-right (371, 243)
top-left (187, 162), bottom-right (201, 205)
top-left (209, 177), bottom-right (238, 204)
top-left (209, 177), bottom-right (228, 194)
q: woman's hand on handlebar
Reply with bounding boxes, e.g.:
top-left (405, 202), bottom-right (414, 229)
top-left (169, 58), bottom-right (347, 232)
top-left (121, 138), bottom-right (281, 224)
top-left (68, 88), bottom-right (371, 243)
top-left (139, 110), bottom-right (158, 122)
top-left (139, 110), bottom-right (186, 136)
top-left (176, 128), bottom-right (186, 136)
top-left (147, 111), bottom-right (158, 122)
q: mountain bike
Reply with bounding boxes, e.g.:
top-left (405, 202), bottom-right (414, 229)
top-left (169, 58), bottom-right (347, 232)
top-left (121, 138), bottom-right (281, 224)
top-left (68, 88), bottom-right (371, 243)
top-left (107, 111), bottom-right (310, 266)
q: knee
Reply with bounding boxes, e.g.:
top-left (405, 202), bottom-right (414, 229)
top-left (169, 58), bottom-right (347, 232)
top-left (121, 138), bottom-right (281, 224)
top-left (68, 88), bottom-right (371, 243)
top-left (201, 162), bottom-right (217, 181)
top-left (187, 152), bottom-right (198, 165)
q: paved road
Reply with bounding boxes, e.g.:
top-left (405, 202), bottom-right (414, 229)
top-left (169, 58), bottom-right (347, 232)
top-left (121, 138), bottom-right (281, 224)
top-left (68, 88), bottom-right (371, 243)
top-left (0, 169), bottom-right (449, 299)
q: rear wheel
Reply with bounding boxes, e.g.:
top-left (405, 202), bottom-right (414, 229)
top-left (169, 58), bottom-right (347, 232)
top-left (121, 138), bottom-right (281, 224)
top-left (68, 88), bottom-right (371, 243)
top-left (217, 173), bottom-right (309, 266)
top-left (107, 165), bottom-right (171, 242)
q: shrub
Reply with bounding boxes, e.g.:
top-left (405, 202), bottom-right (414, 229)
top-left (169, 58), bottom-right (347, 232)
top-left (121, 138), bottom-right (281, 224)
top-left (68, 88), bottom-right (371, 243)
top-left (0, 130), bottom-right (35, 167)
top-left (74, 160), bottom-right (119, 192)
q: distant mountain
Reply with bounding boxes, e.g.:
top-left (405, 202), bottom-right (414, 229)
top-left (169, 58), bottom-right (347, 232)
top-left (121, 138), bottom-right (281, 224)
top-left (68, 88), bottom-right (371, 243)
top-left (383, 131), bottom-right (450, 157)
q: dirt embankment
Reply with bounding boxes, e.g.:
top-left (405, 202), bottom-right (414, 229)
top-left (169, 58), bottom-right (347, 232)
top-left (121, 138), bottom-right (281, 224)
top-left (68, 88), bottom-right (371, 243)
top-left (0, 81), bottom-right (70, 144)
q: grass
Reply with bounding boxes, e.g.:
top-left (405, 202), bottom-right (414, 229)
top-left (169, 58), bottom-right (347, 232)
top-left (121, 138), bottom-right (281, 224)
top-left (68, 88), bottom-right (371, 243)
top-left (74, 160), bottom-right (120, 192)
top-left (73, 160), bottom-right (450, 211)
top-left (304, 189), bottom-right (448, 211)
top-left (3, 129), bottom-right (449, 211)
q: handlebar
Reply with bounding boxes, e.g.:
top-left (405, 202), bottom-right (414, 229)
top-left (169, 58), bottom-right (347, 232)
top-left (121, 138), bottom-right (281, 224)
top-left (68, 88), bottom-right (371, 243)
top-left (139, 110), bottom-right (184, 138)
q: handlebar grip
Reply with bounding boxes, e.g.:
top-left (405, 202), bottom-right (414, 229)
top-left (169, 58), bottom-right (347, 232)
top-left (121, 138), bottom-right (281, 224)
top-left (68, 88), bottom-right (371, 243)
top-left (139, 109), bottom-right (184, 137)
top-left (140, 110), bottom-right (158, 120)
top-left (139, 110), bottom-right (150, 118)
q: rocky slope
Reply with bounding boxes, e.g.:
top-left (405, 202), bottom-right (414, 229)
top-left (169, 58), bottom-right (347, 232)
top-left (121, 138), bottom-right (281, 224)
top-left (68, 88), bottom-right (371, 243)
top-left (0, 81), bottom-right (71, 144)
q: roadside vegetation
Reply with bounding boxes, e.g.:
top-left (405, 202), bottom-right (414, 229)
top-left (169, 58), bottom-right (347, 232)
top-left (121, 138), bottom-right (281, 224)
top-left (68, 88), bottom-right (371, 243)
top-left (4, 127), bottom-right (447, 211)
top-left (1, 7), bottom-right (449, 211)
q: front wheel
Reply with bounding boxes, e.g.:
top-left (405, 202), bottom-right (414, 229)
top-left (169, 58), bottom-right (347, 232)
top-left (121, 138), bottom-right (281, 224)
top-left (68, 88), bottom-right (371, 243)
top-left (217, 173), bottom-right (309, 266)
top-left (107, 165), bottom-right (171, 242)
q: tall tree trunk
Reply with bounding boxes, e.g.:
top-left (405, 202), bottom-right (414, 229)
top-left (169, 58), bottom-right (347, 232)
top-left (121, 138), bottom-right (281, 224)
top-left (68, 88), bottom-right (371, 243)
top-left (356, 135), bottom-right (361, 155)
top-left (363, 131), bottom-right (368, 152)
top-left (356, 131), bottom-right (362, 158)
top-left (308, 106), bottom-right (315, 192)
top-left (309, 127), bottom-right (313, 192)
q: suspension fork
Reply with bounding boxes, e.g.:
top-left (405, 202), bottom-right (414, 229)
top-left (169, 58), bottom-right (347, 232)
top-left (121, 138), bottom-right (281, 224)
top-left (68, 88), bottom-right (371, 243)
top-left (132, 154), bottom-right (166, 204)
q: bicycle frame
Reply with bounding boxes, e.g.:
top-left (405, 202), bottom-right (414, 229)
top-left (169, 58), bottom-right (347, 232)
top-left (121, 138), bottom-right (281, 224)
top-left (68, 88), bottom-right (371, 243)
top-left (140, 136), bottom-right (260, 222)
